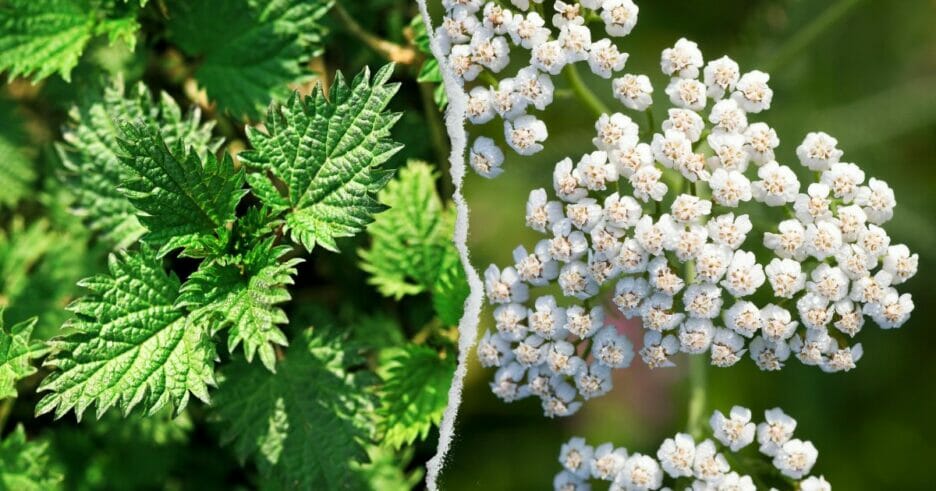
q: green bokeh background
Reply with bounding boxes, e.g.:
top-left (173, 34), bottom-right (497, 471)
top-left (438, 0), bottom-right (936, 489)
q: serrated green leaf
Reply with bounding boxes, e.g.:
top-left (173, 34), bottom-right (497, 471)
top-left (166, 0), bottom-right (333, 119)
top-left (376, 344), bottom-right (452, 449)
top-left (0, 311), bottom-right (38, 399)
top-left (432, 250), bottom-right (469, 326)
top-left (116, 120), bottom-right (246, 256)
top-left (0, 100), bottom-right (34, 207)
top-left (36, 246), bottom-right (216, 420)
top-left (0, 0), bottom-right (139, 82)
top-left (0, 425), bottom-right (63, 490)
top-left (241, 64), bottom-right (403, 253)
top-left (359, 161), bottom-right (454, 299)
top-left (178, 240), bottom-right (302, 372)
top-left (214, 329), bottom-right (371, 490)
top-left (60, 79), bottom-right (220, 249)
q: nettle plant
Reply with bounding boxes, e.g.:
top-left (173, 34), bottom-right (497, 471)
top-left (437, 0), bottom-right (917, 488)
top-left (0, 0), bottom-right (465, 488)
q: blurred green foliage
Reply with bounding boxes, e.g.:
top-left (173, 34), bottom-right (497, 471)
top-left (443, 1), bottom-right (936, 489)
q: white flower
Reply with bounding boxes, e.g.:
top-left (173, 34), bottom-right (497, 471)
top-left (532, 40), bottom-right (568, 74)
top-left (494, 302), bottom-right (528, 340)
top-left (591, 443), bottom-right (628, 481)
top-left (821, 162), bottom-right (865, 202)
top-left (592, 326), bottom-right (635, 368)
top-left (508, 12), bottom-right (549, 49)
top-left (724, 301), bottom-right (762, 338)
top-left (721, 250), bottom-right (765, 297)
top-left (636, 216), bottom-right (678, 256)
top-left (575, 362), bottom-right (614, 399)
top-left (647, 257), bottom-right (685, 296)
top-left (565, 304), bottom-right (604, 339)
top-left (764, 219), bottom-right (806, 260)
top-left (614, 238), bottom-right (650, 274)
top-left (743, 122), bottom-right (779, 164)
top-left (821, 341), bottom-right (863, 372)
top-left (834, 204), bottom-right (867, 242)
top-left (760, 305), bottom-right (798, 342)
top-left (611, 142), bottom-right (653, 177)
top-left (673, 224), bottom-right (708, 262)
top-left (679, 318), bottom-right (715, 354)
top-left (554, 158), bottom-right (588, 203)
top-left (857, 223), bottom-right (890, 258)
top-left (797, 132), bottom-right (843, 172)
top-left (800, 476), bottom-right (832, 491)
top-left (553, 471), bottom-right (588, 491)
top-left (882, 244), bottom-right (918, 284)
top-left (695, 243), bottom-right (733, 283)
top-left (863, 289), bottom-right (913, 329)
top-left (478, 331), bottom-right (513, 367)
top-left (750, 336), bottom-right (790, 371)
top-left (855, 177), bottom-right (896, 224)
top-left (657, 433), bottom-right (695, 478)
top-left (604, 192), bottom-right (643, 229)
top-left (793, 183), bottom-right (833, 223)
top-left (804, 220), bottom-right (843, 261)
top-left (560, 437), bottom-right (595, 478)
top-left (513, 334), bottom-right (547, 367)
top-left (466, 86), bottom-right (495, 124)
top-left (529, 295), bottom-right (568, 339)
top-left (707, 132), bottom-right (750, 172)
top-left (470, 28), bottom-right (510, 73)
top-left (576, 151), bottom-right (618, 191)
top-left (549, 219), bottom-right (589, 262)
top-left (470, 136), bottom-right (505, 178)
top-left (661, 38), bottom-right (704, 79)
top-left (448, 44), bottom-right (482, 82)
top-left (588, 38), bottom-right (629, 78)
top-left (849, 270), bottom-right (892, 305)
top-left (692, 440), bottom-right (730, 483)
top-left (651, 129), bottom-right (692, 169)
top-left (629, 165), bottom-right (668, 202)
top-left (703, 55), bottom-right (740, 99)
top-left (665, 78), bottom-right (707, 111)
top-left (491, 362), bottom-right (527, 401)
top-left (790, 325), bottom-right (832, 364)
top-left (756, 407), bottom-right (797, 456)
top-left (482, 2), bottom-right (513, 34)
top-left (485, 264), bottom-right (528, 304)
top-left (662, 108), bottom-right (705, 142)
top-left (752, 161), bottom-right (800, 206)
top-left (614, 276), bottom-right (651, 318)
top-left (707, 213), bottom-right (752, 249)
top-left (710, 328), bottom-right (745, 367)
top-left (684, 284), bottom-right (723, 319)
top-left (505, 115), bottom-right (548, 155)
top-left (765, 258), bottom-right (806, 299)
top-left (491, 78), bottom-right (526, 120)
top-left (616, 454), bottom-right (663, 491)
top-left (601, 0), bottom-right (639, 37)
top-left (710, 406), bottom-right (756, 452)
top-left (796, 293), bottom-right (833, 331)
top-left (732, 70), bottom-right (772, 113)
top-left (640, 330), bottom-right (679, 368)
top-left (567, 198), bottom-right (604, 232)
top-left (559, 261), bottom-right (599, 299)
top-left (543, 377), bottom-right (583, 417)
top-left (526, 188), bottom-right (565, 233)
top-left (439, 6), bottom-right (477, 49)
top-left (558, 24), bottom-right (592, 62)
top-left (594, 113), bottom-right (640, 151)
top-left (832, 299), bottom-right (864, 337)
top-left (612, 73), bottom-right (654, 110)
top-left (514, 242), bottom-right (559, 286)
top-left (443, 0), bottom-right (482, 13)
top-left (806, 264), bottom-right (849, 302)
top-left (709, 169), bottom-right (752, 207)
top-left (772, 439), bottom-right (817, 479)
top-left (516, 66), bottom-right (556, 110)
top-left (708, 98), bottom-right (747, 134)
top-left (552, 1), bottom-right (585, 28)
top-left (671, 194), bottom-right (712, 224)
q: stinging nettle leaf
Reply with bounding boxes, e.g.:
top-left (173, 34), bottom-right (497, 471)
top-left (166, 0), bottom-right (333, 120)
top-left (60, 79), bottom-right (221, 249)
top-left (0, 425), bottom-right (63, 490)
top-left (177, 239), bottom-right (302, 372)
top-left (376, 344), bottom-right (453, 449)
top-left (0, 99), bottom-right (35, 208)
top-left (36, 245), bottom-right (216, 420)
top-left (0, 0), bottom-right (139, 82)
top-left (0, 310), bottom-right (39, 400)
top-left (116, 120), bottom-right (246, 257)
top-left (214, 329), bottom-right (371, 490)
top-left (241, 64), bottom-right (404, 253)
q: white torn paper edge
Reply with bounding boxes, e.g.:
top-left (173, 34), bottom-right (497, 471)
top-left (415, 1), bottom-right (482, 489)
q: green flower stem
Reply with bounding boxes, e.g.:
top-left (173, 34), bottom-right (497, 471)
top-left (683, 260), bottom-right (707, 439)
top-left (643, 108), bottom-right (656, 137)
top-left (564, 64), bottom-right (609, 118)
top-left (762, 0), bottom-right (865, 72)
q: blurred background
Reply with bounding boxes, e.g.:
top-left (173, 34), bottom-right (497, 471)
top-left (439, 0), bottom-right (936, 489)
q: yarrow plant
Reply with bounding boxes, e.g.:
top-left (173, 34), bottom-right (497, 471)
top-left (553, 406), bottom-right (830, 491)
top-left (440, 0), bottom-right (918, 416)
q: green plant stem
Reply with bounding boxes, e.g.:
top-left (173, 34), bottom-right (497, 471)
top-left (686, 352), bottom-right (708, 439)
top-left (762, 0), bottom-right (865, 72)
top-left (643, 108), bottom-right (656, 136)
top-left (332, 3), bottom-right (419, 65)
top-left (418, 82), bottom-right (452, 196)
top-left (563, 64), bottom-right (609, 118)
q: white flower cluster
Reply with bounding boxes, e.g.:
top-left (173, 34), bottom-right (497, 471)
top-left (554, 407), bottom-right (831, 491)
top-left (439, 0), bottom-right (641, 177)
top-left (472, 1), bottom-right (917, 414)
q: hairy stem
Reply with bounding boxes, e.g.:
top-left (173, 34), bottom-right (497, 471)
top-left (762, 0), bottom-right (865, 72)
top-left (563, 64), bottom-right (609, 118)
top-left (332, 3), bottom-right (420, 65)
